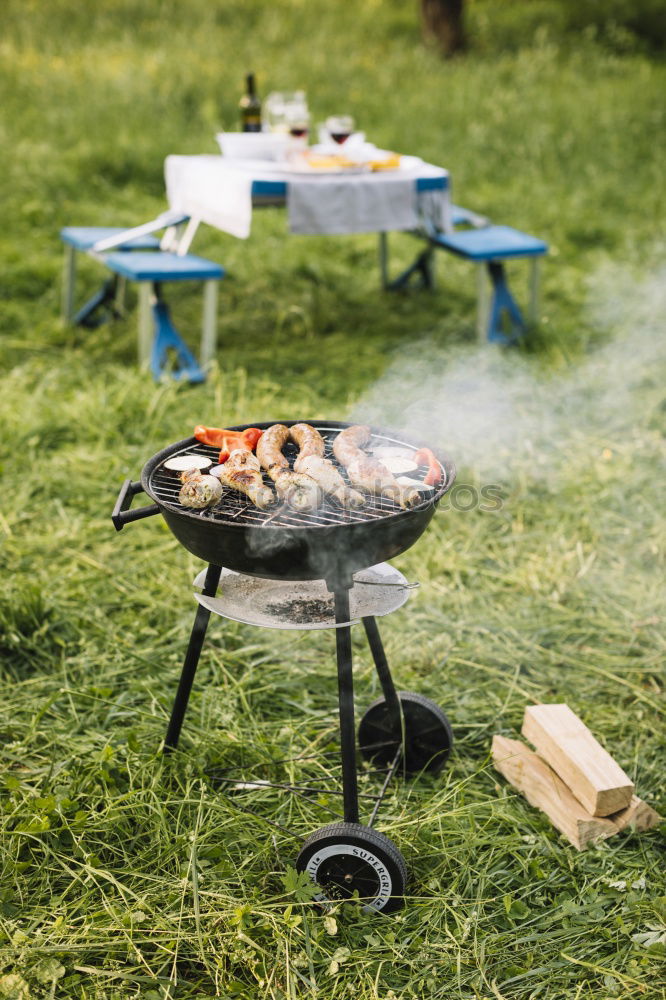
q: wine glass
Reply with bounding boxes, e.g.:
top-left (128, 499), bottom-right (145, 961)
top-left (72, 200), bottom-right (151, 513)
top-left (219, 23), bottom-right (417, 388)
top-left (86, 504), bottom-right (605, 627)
top-left (287, 110), bottom-right (310, 141)
top-left (325, 115), bottom-right (355, 145)
top-left (284, 104), bottom-right (311, 160)
top-left (265, 90), bottom-right (308, 134)
top-left (264, 92), bottom-right (288, 133)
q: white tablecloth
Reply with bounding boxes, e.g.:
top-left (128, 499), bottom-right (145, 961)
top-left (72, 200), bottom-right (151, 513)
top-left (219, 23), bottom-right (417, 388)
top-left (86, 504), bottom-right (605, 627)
top-left (164, 154), bottom-right (450, 240)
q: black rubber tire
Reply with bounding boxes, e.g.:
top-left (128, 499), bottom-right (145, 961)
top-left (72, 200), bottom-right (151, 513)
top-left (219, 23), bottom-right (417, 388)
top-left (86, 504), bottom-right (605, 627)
top-left (358, 690), bottom-right (453, 775)
top-left (296, 822), bottom-right (408, 914)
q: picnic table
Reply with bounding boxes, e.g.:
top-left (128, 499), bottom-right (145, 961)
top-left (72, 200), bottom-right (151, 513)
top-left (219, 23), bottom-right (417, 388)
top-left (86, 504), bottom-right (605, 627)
top-left (163, 151), bottom-right (452, 286)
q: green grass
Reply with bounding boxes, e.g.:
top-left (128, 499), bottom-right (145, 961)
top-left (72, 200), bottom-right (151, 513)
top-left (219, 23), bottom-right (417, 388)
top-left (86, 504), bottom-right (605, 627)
top-left (1, 1), bottom-right (665, 997)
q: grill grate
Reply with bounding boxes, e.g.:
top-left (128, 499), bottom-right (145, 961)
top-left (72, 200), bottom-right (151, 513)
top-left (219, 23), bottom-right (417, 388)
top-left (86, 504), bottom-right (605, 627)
top-left (148, 425), bottom-right (448, 529)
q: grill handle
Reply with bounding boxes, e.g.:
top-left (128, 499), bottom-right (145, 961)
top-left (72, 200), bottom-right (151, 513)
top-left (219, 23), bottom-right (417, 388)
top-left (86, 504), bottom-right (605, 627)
top-left (112, 478), bottom-right (160, 531)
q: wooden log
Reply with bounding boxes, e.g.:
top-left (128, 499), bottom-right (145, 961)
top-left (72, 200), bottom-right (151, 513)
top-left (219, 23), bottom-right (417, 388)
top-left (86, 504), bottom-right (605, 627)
top-left (492, 735), bottom-right (618, 850)
top-left (522, 704), bottom-right (634, 816)
top-left (608, 794), bottom-right (662, 833)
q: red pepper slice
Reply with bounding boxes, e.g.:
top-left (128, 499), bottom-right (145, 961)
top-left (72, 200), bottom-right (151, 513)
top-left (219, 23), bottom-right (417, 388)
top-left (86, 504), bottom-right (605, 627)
top-left (414, 447), bottom-right (442, 487)
top-left (193, 425), bottom-right (263, 463)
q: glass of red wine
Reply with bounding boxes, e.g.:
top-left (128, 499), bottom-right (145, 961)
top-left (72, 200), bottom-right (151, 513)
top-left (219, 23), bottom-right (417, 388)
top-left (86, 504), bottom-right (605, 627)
top-left (285, 106), bottom-right (311, 160)
top-left (288, 121), bottom-right (309, 140)
top-left (326, 115), bottom-right (355, 145)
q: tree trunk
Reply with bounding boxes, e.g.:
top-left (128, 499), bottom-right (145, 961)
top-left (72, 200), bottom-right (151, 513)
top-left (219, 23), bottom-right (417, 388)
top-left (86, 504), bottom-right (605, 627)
top-left (421, 0), bottom-right (466, 57)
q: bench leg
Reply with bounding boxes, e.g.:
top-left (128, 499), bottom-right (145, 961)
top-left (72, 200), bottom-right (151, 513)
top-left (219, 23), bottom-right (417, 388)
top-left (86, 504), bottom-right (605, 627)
top-left (487, 261), bottom-right (524, 344)
top-left (476, 263), bottom-right (490, 342)
top-left (200, 280), bottom-right (218, 367)
top-left (62, 245), bottom-right (76, 323)
top-left (138, 282), bottom-right (154, 369)
top-left (528, 257), bottom-right (541, 325)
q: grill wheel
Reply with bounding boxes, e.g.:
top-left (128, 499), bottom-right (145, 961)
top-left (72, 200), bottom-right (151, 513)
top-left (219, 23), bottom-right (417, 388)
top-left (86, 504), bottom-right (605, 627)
top-left (358, 690), bottom-right (454, 775)
top-left (296, 822), bottom-right (408, 913)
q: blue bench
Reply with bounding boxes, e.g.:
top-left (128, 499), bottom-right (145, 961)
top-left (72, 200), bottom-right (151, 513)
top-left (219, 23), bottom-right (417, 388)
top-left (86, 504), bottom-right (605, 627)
top-left (60, 214), bottom-right (225, 382)
top-left (430, 225), bottom-right (548, 343)
top-left (60, 226), bottom-right (162, 326)
top-left (102, 251), bottom-right (224, 383)
top-left (382, 208), bottom-right (547, 344)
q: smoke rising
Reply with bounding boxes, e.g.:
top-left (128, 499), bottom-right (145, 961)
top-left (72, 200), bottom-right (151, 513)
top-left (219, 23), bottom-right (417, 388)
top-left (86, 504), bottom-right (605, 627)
top-left (349, 262), bottom-right (666, 485)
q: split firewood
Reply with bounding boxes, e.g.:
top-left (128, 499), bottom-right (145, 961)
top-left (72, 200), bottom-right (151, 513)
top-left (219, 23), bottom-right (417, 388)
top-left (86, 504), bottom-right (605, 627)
top-left (522, 704), bottom-right (634, 817)
top-left (492, 735), bottom-right (618, 850)
top-left (608, 794), bottom-right (662, 833)
top-left (492, 736), bottom-right (662, 849)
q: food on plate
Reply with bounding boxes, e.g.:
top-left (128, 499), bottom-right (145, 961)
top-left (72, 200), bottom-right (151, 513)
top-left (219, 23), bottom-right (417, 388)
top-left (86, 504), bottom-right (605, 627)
top-left (369, 153), bottom-right (401, 171)
top-left (414, 447), bottom-right (443, 487)
top-left (164, 455), bottom-right (213, 472)
top-left (193, 425), bottom-right (263, 464)
top-left (211, 448), bottom-right (275, 510)
top-left (257, 424), bottom-right (322, 511)
top-left (178, 469), bottom-right (223, 509)
top-left (333, 425), bottom-right (422, 509)
top-left (302, 152), bottom-right (357, 170)
top-left (291, 423), bottom-right (365, 508)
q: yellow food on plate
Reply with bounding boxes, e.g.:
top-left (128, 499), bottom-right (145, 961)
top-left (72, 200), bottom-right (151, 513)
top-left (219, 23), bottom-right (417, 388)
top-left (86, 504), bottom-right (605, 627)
top-left (369, 153), bottom-right (401, 171)
top-left (303, 152), bottom-right (357, 169)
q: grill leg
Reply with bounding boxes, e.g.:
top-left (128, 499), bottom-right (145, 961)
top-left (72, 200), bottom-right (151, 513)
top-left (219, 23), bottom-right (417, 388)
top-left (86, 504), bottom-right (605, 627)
top-left (363, 617), bottom-right (401, 728)
top-left (334, 588), bottom-right (360, 824)
top-left (164, 563), bottom-right (222, 752)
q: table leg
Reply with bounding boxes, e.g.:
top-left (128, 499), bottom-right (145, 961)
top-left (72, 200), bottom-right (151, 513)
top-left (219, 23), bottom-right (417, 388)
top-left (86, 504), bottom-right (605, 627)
top-left (378, 232), bottom-right (389, 290)
top-left (62, 244), bottom-right (76, 323)
top-left (200, 279), bottom-right (218, 366)
top-left (114, 276), bottom-right (127, 317)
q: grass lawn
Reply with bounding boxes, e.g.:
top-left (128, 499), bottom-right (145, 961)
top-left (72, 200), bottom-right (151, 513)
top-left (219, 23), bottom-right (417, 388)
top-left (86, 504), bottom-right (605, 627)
top-left (0, 1), bottom-right (665, 997)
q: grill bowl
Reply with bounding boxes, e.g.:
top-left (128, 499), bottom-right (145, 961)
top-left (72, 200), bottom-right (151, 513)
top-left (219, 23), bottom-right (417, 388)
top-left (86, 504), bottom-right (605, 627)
top-left (140, 420), bottom-right (455, 584)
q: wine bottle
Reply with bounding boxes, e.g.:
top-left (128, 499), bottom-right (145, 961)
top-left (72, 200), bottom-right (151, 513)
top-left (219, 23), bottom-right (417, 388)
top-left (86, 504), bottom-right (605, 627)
top-left (239, 73), bottom-right (262, 132)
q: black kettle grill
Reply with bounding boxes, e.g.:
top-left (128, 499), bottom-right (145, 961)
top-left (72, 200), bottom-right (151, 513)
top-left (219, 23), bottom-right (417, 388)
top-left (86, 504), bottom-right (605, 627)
top-left (112, 420), bottom-right (456, 913)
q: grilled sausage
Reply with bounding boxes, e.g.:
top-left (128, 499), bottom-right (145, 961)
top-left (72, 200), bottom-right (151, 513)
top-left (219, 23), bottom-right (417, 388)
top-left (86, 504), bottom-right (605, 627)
top-left (289, 424), bottom-right (364, 508)
top-left (257, 423), bottom-right (322, 512)
top-left (333, 425), bottom-right (421, 509)
top-left (289, 423), bottom-right (325, 459)
top-left (256, 423), bottom-right (290, 473)
top-left (293, 453), bottom-right (365, 508)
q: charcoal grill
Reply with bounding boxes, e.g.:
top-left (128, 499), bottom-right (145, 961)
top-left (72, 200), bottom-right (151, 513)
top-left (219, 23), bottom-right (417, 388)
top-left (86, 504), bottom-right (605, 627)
top-left (113, 420), bottom-right (456, 913)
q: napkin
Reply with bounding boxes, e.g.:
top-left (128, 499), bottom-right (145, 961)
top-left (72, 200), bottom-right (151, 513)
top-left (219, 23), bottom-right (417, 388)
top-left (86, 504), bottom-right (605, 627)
top-left (165, 155), bottom-right (253, 239)
top-left (287, 168), bottom-right (421, 235)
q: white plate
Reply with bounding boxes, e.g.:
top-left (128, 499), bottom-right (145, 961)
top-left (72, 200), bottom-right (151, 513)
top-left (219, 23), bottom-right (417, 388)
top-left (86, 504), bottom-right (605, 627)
top-left (284, 162), bottom-right (371, 176)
